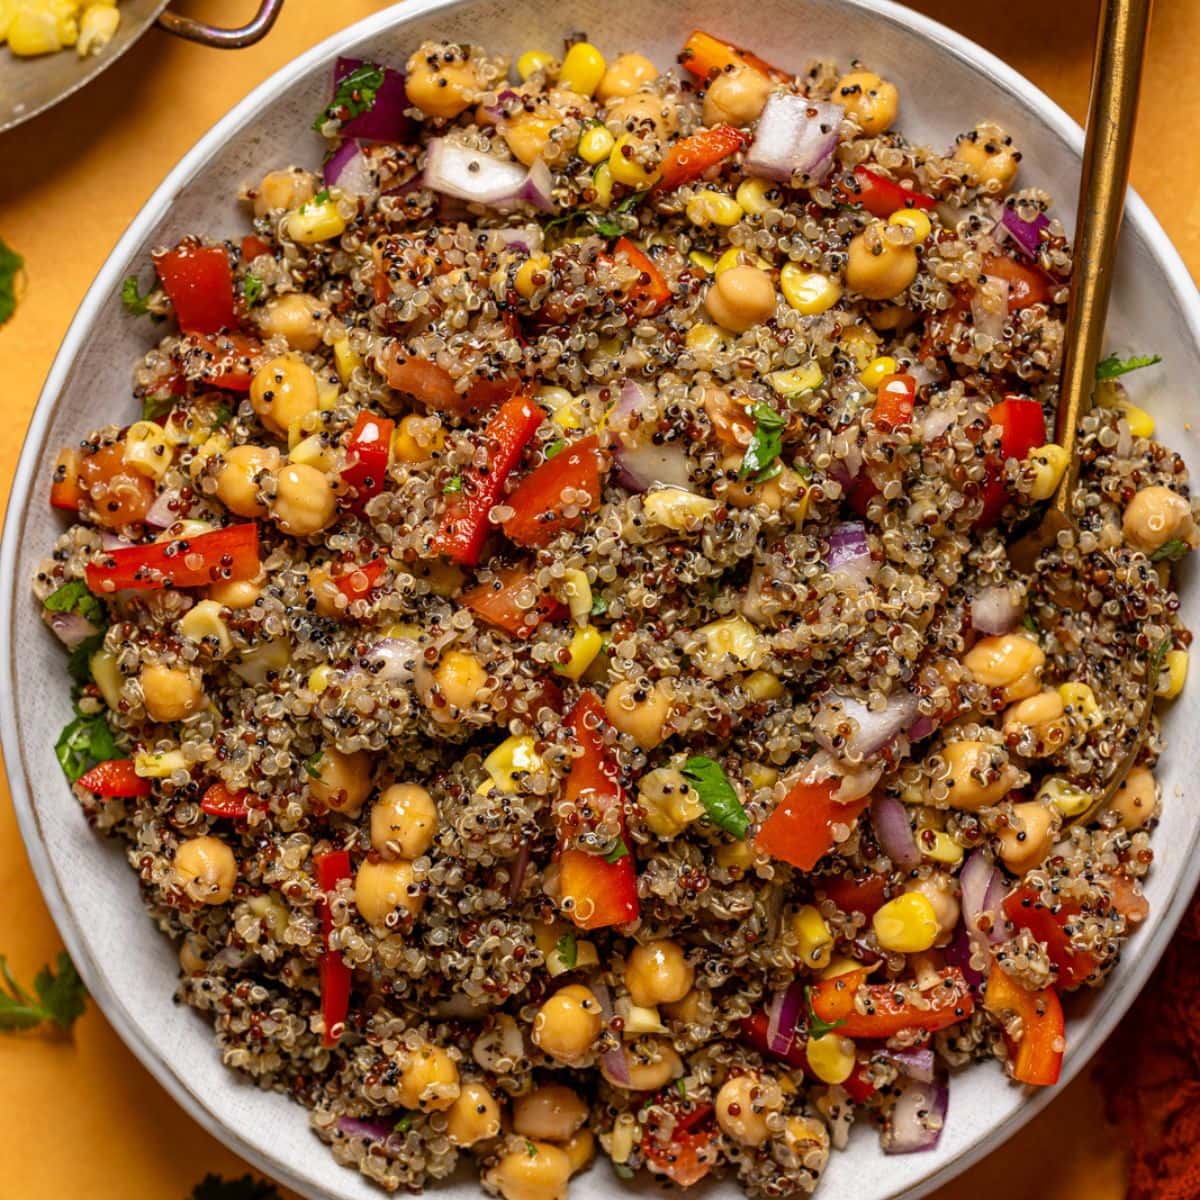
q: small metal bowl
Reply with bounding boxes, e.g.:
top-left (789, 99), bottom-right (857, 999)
top-left (0, 0), bottom-right (284, 133)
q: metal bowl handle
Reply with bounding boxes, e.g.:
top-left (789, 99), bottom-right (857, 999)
top-left (158, 0), bottom-right (285, 48)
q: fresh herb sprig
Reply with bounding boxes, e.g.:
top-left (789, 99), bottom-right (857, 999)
top-left (55, 706), bottom-right (118, 783)
top-left (739, 402), bottom-right (786, 484)
top-left (681, 756), bottom-right (750, 838)
top-left (0, 235), bottom-right (23, 325)
top-left (1096, 352), bottom-right (1162, 381)
top-left (0, 951), bottom-right (86, 1032)
top-left (189, 1175), bottom-right (281, 1200)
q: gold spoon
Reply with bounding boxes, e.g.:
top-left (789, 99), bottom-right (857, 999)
top-left (1008, 0), bottom-right (1155, 822)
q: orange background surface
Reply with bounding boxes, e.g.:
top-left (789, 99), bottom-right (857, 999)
top-left (0, 0), bottom-right (1195, 1196)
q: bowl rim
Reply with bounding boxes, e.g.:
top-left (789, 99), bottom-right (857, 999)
top-left (4, 1), bottom-right (1200, 1197)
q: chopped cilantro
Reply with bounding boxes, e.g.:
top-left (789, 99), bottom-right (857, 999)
top-left (0, 235), bottom-right (22, 325)
top-left (0, 951), bottom-right (87, 1033)
top-left (312, 63), bottom-right (387, 133)
top-left (142, 394), bottom-right (174, 422)
top-left (675, 1078), bottom-right (688, 1099)
top-left (1150, 636), bottom-right (1172, 683)
top-left (590, 594), bottom-right (608, 618)
top-left (303, 751), bottom-right (323, 780)
top-left (525, 1140), bottom-right (539, 1158)
top-left (1021, 613), bottom-right (1038, 634)
top-left (681, 755), bottom-right (750, 838)
top-left (55, 707), bottom-right (118, 784)
top-left (189, 1175), bottom-right (281, 1200)
top-left (44, 580), bottom-right (105, 627)
top-left (603, 837), bottom-right (630, 864)
top-left (804, 985), bottom-right (846, 1040)
top-left (312, 188), bottom-right (332, 207)
top-left (1150, 538), bottom-right (1189, 563)
top-left (739, 402), bottom-right (787, 483)
top-left (242, 274), bottom-right (264, 308)
top-left (589, 189), bottom-right (651, 238)
top-left (1096, 352), bottom-right (1162, 381)
top-left (554, 932), bottom-right (578, 969)
top-left (212, 402), bottom-right (235, 429)
top-left (443, 474), bottom-right (464, 494)
top-left (67, 636), bottom-right (105, 690)
top-left (121, 275), bottom-right (153, 316)
top-left (393, 1114), bottom-right (413, 1134)
top-left (544, 439), bottom-right (566, 460)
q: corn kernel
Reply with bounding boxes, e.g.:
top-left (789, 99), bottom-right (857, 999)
top-left (559, 42), bottom-right (606, 97)
top-left (745, 762), bottom-right (779, 790)
top-left (557, 625), bottom-right (604, 681)
top-left (179, 599), bottom-right (232, 656)
top-left (743, 670), bottom-right (784, 701)
top-left (122, 421), bottom-right (174, 480)
top-left (805, 1033), bottom-right (856, 1085)
top-left (308, 664), bottom-right (333, 694)
top-left (920, 830), bottom-right (963, 865)
top-left (483, 735), bottom-right (544, 794)
top-left (134, 750), bottom-right (189, 779)
top-left (767, 361), bottom-right (824, 398)
top-left (872, 892), bottom-right (939, 953)
top-left (561, 568), bottom-right (593, 626)
top-left (90, 649), bottom-right (123, 710)
top-left (8, 7), bottom-right (68, 55)
top-left (333, 336), bottom-right (361, 384)
top-left (608, 134), bottom-right (661, 187)
top-left (553, 403), bottom-right (585, 431)
top-left (735, 177), bottom-right (777, 215)
top-left (642, 487), bottom-right (719, 531)
top-left (714, 246), bottom-right (771, 276)
top-left (859, 355), bottom-right (898, 390)
top-left (392, 413), bottom-right (445, 464)
top-left (688, 250), bottom-right (716, 275)
top-left (1036, 776), bottom-right (1093, 819)
top-left (1158, 648), bottom-right (1188, 699)
top-left (513, 253), bottom-right (551, 300)
top-left (819, 955), bottom-right (862, 980)
top-left (1057, 681), bottom-right (1101, 726)
top-left (286, 197), bottom-right (346, 245)
top-left (698, 615), bottom-right (764, 669)
top-left (686, 323), bottom-right (725, 352)
top-left (76, 0), bottom-right (117, 55)
top-left (591, 161), bottom-right (614, 208)
top-left (685, 190), bottom-right (743, 228)
top-left (790, 904), bottom-right (833, 969)
top-left (1121, 401), bottom-right (1155, 439)
top-left (780, 264), bottom-right (842, 315)
top-left (1028, 443), bottom-right (1069, 501)
top-left (578, 123), bottom-right (616, 164)
top-left (889, 207), bottom-right (933, 243)
top-left (516, 49), bottom-right (554, 79)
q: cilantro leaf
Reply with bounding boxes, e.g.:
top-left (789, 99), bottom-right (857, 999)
top-left (525, 1140), bottom-right (539, 1158)
top-left (681, 755), bottom-right (750, 838)
top-left (313, 63), bottom-right (386, 133)
top-left (588, 189), bottom-right (650, 238)
top-left (393, 1114), bottom-right (413, 1134)
top-left (1096, 352), bottom-right (1162, 381)
top-left (0, 951), bottom-right (87, 1032)
top-left (590, 594), bottom-right (608, 618)
top-left (44, 580), bottom-right (106, 627)
top-left (544, 439), bottom-right (566, 460)
top-left (0, 235), bottom-right (23, 325)
top-left (804, 985), bottom-right (847, 1040)
top-left (675, 1078), bottom-right (688, 1099)
top-left (1150, 538), bottom-right (1189, 563)
top-left (242, 274), bottom-right (264, 308)
top-left (189, 1175), bottom-right (282, 1200)
top-left (67, 635), bottom-right (106, 690)
top-left (603, 837), bottom-right (630, 864)
top-left (121, 275), bottom-right (153, 316)
top-left (738, 402), bottom-right (787, 483)
top-left (312, 188), bottom-right (332, 207)
top-left (1150, 636), bottom-right (1172, 685)
top-left (142, 394), bottom-right (174, 422)
top-left (443, 474), bottom-right (464, 494)
top-left (55, 708), bottom-right (118, 784)
top-left (303, 751), bottom-right (323, 780)
top-left (212, 402), bottom-right (235, 429)
top-left (554, 932), bottom-right (578, 970)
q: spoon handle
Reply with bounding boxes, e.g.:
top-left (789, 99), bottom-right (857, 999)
top-left (1051, 0), bottom-right (1153, 517)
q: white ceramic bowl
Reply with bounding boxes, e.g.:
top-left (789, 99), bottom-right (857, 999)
top-left (4, 2), bottom-right (1199, 1198)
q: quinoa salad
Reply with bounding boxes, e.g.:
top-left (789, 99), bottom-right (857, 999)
top-left (33, 26), bottom-right (1194, 1200)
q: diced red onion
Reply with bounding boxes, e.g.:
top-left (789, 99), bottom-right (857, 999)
top-left (997, 205), bottom-right (1050, 260)
top-left (495, 225), bottom-right (544, 256)
top-left (971, 276), bottom-right (1010, 341)
top-left (882, 1075), bottom-right (949, 1154)
top-left (100, 531), bottom-right (133, 551)
top-left (746, 95), bottom-right (843, 184)
top-left (362, 638), bottom-right (420, 684)
top-left (906, 714), bottom-right (936, 742)
top-left (827, 521), bottom-right (869, 564)
top-left (423, 139), bottom-right (556, 212)
top-left (588, 979), bottom-right (633, 1086)
top-left (144, 489), bottom-right (182, 530)
top-left (879, 1047), bottom-right (936, 1084)
top-left (944, 922), bottom-right (986, 995)
top-left (870, 793), bottom-right (920, 869)
top-left (814, 689), bottom-right (918, 759)
top-left (764, 981), bottom-right (806, 1056)
top-left (960, 851), bottom-right (1011, 947)
top-left (480, 88), bottom-right (520, 124)
top-left (332, 58), bottom-right (412, 144)
top-left (970, 585), bottom-right (1022, 635)
top-left (337, 1116), bottom-right (393, 1142)
top-left (324, 139), bottom-right (378, 198)
top-left (44, 608), bottom-right (100, 650)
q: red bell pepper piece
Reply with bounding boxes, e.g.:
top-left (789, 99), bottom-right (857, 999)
top-left (1002, 885), bottom-right (1099, 990)
top-left (981, 252), bottom-right (1052, 311)
top-left (844, 472), bottom-right (880, 518)
top-left (678, 29), bottom-right (785, 81)
top-left (462, 564), bottom-right (568, 638)
top-left (201, 782), bottom-right (250, 819)
top-left (817, 870), bottom-right (890, 918)
top-left (977, 396), bottom-right (1047, 527)
top-left (740, 1006), bottom-right (879, 1101)
top-left (433, 393), bottom-right (543, 566)
top-left (383, 347), bottom-right (515, 418)
top-left (77, 759), bottom-right (151, 798)
top-left (871, 373), bottom-right (916, 430)
top-left (241, 234), bottom-right (272, 262)
top-left (838, 166), bottom-right (936, 218)
top-left (333, 557), bottom-right (387, 605)
top-left (984, 960), bottom-right (1064, 1086)
top-left (754, 778), bottom-right (870, 872)
top-left (657, 125), bottom-right (751, 192)
top-left (85, 523), bottom-right (260, 593)
top-left (50, 446), bottom-right (83, 512)
top-left (155, 243), bottom-right (237, 335)
top-left (614, 238), bottom-right (671, 317)
top-left (314, 850), bottom-right (353, 1047)
top-left (183, 332), bottom-right (264, 392)
top-left (557, 847), bottom-right (639, 930)
top-left (810, 967), bottom-right (975, 1039)
top-left (501, 436), bottom-right (605, 548)
top-left (341, 411), bottom-right (395, 509)
top-left (640, 1102), bottom-right (718, 1187)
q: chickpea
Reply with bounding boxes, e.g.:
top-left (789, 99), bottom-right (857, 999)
top-left (512, 1085), bottom-right (589, 1142)
top-left (835, 70), bottom-right (899, 135)
top-left (354, 858), bottom-right (423, 926)
top-left (705, 265), bottom-right (777, 333)
top-left (307, 566), bottom-right (343, 619)
top-left (1002, 690), bottom-right (1068, 756)
top-left (258, 293), bottom-right (326, 352)
top-left (845, 223), bottom-right (918, 301)
top-left (178, 932), bottom-right (208, 974)
top-left (253, 167), bottom-right (315, 217)
top-left (370, 783), bottom-right (438, 858)
top-left (208, 569), bottom-right (264, 609)
top-left (715, 1072), bottom-right (784, 1147)
top-left (215, 443), bottom-right (278, 518)
top-left (432, 649), bottom-right (489, 720)
top-left (562, 1129), bottom-right (595, 1175)
top-left (308, 746), bottom-right (373, 816)
top-left (954, 122), bottom-right (1020, 192)
top-left (608, 91), bottom-right (679, 137)
top-left (625, 938), bottom-right (693, 1007)
top-left (140, 663), bottom-right (204, 722)
top-left (174, 835), bottom-right (237, 905)
top-left (531, 984), bottom-right (603, 1065)
top-left (703, 385), bottom-right (754, 449)
top-left (405, 42), bottom-right (481, 119)
top-left (446, 1080), bottom-right (502, 1146)
top-left (393, 413), bottom-right (446, 464)
top-left (662, 986), bottom-right (712, 1025)
top-left (1123, 485), bottom-right (1195, 553)
top-left (781, 1115), bottom-right (830, 1162)
top-left (504, 112), bottom-right (559, 167)
top-left (904, 875), bottom-right (960, 945)
top-left (997, 800), bottom-right (1059, 874)
top-left (250, 355), bottom-right (320, 437)
top-left (605, 678), bottom-right (673, 750)
top-left (79, 440), bottom-right (155, 529)
top-left (1109, 765), bottom-right (1158, 831)
top-left (610, 1038), bottom-right (684, 1091)
top-left (702, 67), bottom-right (774, 127)
top-left (964, 633), bottom-right (1045, 702)
top-left (487, 1142), bottom-right (572, 1200)
top-left (939, 740), bottom-right (1020, 811)
top-left (271, 463), bottom-right (337, 537)
top-left (596, 53), bottom-right (658, 102)
top-left (397, 1043), bottom-right (460, 1111)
